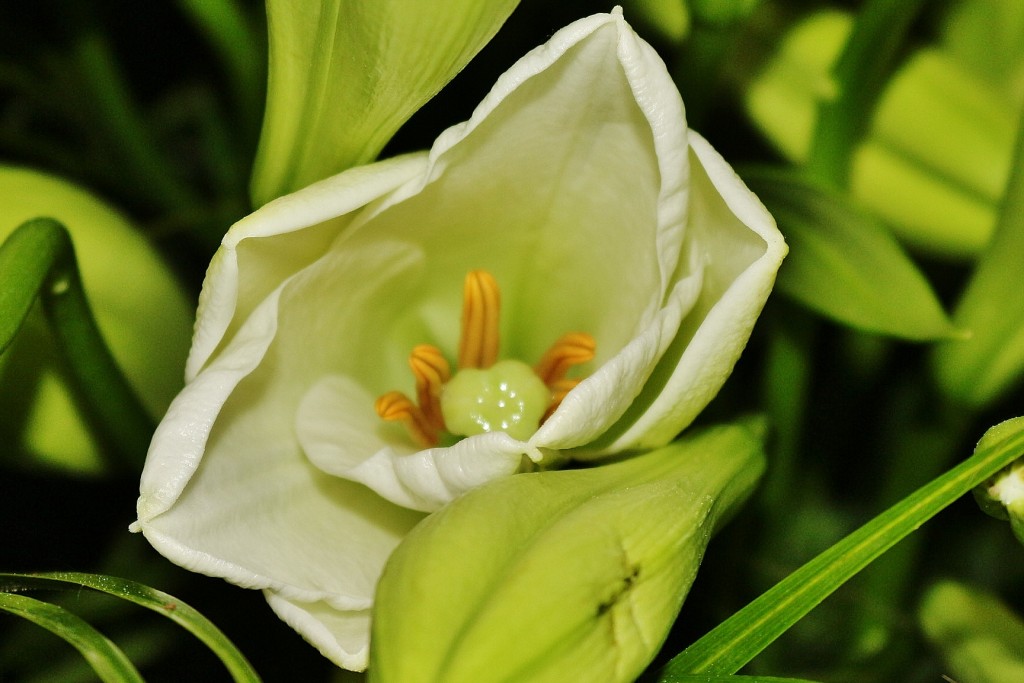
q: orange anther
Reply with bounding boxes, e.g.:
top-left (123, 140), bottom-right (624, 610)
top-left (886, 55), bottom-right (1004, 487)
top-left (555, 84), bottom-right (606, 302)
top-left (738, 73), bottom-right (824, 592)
top-left (409, 344), bottom-right (450, 430)
top-left (374, 391), bottom-right (438, 447)
top-left (534, 333), bottom-right (596, 386)
top-left (458, 270), bottom-right (501, 369)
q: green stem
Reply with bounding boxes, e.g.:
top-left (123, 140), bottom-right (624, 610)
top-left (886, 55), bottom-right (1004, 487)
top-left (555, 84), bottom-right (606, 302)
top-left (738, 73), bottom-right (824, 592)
top-left (657, 418), bottom-right (1024, 677)
top-left (0, 218), bottom-right (154, 470)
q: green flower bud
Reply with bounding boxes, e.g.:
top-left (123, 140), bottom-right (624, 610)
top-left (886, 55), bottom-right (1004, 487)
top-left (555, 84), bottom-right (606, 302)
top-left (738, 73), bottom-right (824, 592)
top-left (971, 417), bottom-right (1024, 542)
top-left (370, 422), bottom-right (765, 683)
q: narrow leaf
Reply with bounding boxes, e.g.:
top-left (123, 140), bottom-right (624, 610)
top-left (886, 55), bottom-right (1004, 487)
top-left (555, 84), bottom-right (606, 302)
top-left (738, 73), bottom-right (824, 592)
top-left (744, 168), bottom-right (957, 340)
top-left (371, 424), bottom-right (766, 683)
top-left (0, 592), bottom-right (143, 683)
top-left (657, 416), bottom-right (1024, 678)
top-left (250, 0), bottom-right (519, 206)
top-left (0, 572), bottom-right (260, 683)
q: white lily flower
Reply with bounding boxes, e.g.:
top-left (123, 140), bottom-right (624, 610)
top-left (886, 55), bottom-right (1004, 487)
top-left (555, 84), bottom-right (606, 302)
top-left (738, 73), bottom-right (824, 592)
top-left (134, 10), bottom-right (785, 671)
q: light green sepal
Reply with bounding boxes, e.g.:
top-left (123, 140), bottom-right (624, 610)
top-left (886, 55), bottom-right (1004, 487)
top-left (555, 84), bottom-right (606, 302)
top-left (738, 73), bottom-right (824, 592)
top-left (0, 166), bottom-right (193, 475)
top-left (250, 0), bottom-right (519, 207)
top-left (369, 422), bottom-right (766, 683)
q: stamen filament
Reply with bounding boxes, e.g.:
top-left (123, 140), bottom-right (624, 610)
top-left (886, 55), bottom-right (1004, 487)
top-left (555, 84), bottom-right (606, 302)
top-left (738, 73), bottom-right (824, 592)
top-left (410, 344), bottom-right (450, 430)
top-left (534, 333), bottom-right (596, 386)
top-left (458, 270), bottom-right (501, 369)
top-left (375, 391), bottom-right (438, 447)
top-left (375, 269), bottom-right (596, 447)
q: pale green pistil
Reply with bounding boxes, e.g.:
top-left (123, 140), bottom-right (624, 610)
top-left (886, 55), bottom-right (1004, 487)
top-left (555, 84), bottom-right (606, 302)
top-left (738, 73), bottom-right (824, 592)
top-left (441, 360), bottom-right (551, 441)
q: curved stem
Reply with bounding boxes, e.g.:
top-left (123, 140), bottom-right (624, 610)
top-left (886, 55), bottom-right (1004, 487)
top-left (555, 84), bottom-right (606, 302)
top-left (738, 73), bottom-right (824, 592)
top-left (0, 217), bottom-right (154, 471)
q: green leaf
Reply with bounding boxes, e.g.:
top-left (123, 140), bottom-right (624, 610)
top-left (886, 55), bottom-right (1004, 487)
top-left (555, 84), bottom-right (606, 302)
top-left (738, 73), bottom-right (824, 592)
top-left (0, 217), bottom-right (155, 470)
top-left (370, 423), bottom-right (766, 683)
top-left (920, 581), bottom-right (1024, 683)
top-left (933, 107), bottom-right (1024, 406)
top-left (250, 0), bottom-right (519, 207)
top-left (656, 416), bottom-right (1024, 678)
top-left (0, 592), bottom-right (143, 683)
top-left (0, 572), bottom-right (261, 683)
top-left (743, 168), bottom-right (957, 340)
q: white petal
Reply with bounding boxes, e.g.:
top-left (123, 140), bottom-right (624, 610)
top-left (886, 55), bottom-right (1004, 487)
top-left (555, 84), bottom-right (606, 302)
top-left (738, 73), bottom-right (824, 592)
top-left (265, 592), bottom-right (371, 671)
top-left (531, 268), bottom-right (703, 451)
top-left (598, 133), bottom-right (787, 451)
top-left (333, 11), bottom-right (689, 367)
top-left (138, 285), bottom-right (284, 521)
top-left (186, 153), bottom-right (429, 381)
top-left (296, 375), bottom-right (525, 512)
top-left (136, 369), bottom-right (422, 666)
top-left (137, 240), bottom-right (427, 668)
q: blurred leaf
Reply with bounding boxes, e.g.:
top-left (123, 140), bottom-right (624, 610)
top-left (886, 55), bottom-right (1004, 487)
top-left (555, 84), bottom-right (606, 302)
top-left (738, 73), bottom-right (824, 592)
top-left (940, 0), bottom-right (1024, 96)
top-left (849, 48), bottom-right (1013, 257)
top-left (933, 108), bottom-right (1024, 406)
top-left (920, 581), bottom-right (1024, 682)
top-left (806, 0), bottom-right (927, 187)
top-left (0, 592), bottom-right (143, 683)
top-left (688, 0), bottom-right (760, 27)
top-left (0, 217), bottom-right (154, 470)
top-left (250, 0), bottom-right (519, 207)
top-left (659, 675), bottom-right (819, 679)
top-left (745, 9), bottom-right (1005, 259)
top-left (19, 626), bottom-right (169, 683)
top-left (744, 9), bottom-right (848, 164)
top-left (743, 168), bottom-right (957, 340)
top-left (0, 167), bottom-right (193, 474)
top-left (657, 416), bottom-right (1024, 677)
top-left (176, 0), bottom-right (263, 127)
top-left (72, 34), bottom-right (197, 213)
top-left (370, 423), bottom-right (766, 683)
top-left (0, 572), bottom-right (261, 683)
top-left (623, 0), bottom-right (690, 42)
top-left (659, 676), bottom-right (820, 683)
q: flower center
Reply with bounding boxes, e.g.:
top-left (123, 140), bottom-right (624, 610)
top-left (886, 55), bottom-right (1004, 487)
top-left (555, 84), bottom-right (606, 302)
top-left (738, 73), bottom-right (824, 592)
top-left (374, 270), bottom-right (596, 447)
top-left (441, 360), bottom-right (550, 441)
